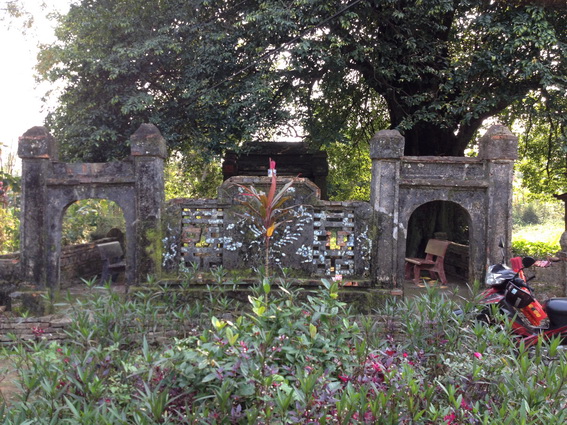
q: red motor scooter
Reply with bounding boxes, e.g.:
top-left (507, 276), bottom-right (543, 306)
top-left (480, 244), bottom-right (567, 347)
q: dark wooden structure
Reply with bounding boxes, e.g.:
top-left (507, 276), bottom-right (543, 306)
top-left (222, 142), bottom-right (329, 199)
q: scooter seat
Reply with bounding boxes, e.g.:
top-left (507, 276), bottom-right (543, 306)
top-left (545, 298), bottom-right (567, 326)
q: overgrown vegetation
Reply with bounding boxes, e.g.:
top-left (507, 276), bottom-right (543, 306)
top-left (0, 149), bottom-right (20, 254)
top-left (37, 1), bottom-right (567, 166)
top-left (2, 277), bottom-right (567, 424)
top-left (62, 199), bottom-right (125, 245)
top-left (512, 189), bottom-right (563, 258)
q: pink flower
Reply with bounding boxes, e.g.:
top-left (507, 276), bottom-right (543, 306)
top-left (370, 362), bottom-right (382, 372)
top-left (444, 413), bottom-right (457, 424)
top-left (32, 327), bottom-right (45, 337)
top-left (473, 352), bottom-right (483, 360)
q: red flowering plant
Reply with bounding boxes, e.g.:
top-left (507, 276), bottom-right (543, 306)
top-left (235, 158), bottom-right (297, 276)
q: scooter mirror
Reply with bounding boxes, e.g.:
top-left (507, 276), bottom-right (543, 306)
top-left (522, 256), bottom-right (536, 268)
top-left (498, 238), bottom-right (505, 249)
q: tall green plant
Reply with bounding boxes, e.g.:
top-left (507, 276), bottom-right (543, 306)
top-left (236, 159), bottom-right (296, 276)
top-left (0, 149), bottom-right (21, 254)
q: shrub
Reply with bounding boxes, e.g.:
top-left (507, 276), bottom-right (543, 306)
top-left (62, 199), bottom-right (125, 245)
top-left (519, 204), bottom-right (540, 225)
top-left (0, 165), bottom-right (21, 254)
top-left (0, 206), bottom-right (19, 254)
top-left (2, 278), bottom-right (567, 424)
top-left (512, 238), bottom-right (560, 258)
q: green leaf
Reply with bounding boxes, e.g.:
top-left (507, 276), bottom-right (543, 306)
top-left (309, 323), bottom-right (317, 339)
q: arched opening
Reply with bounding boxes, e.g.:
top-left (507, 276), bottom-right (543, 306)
top-left (405, 200), bottom-right (470, 283)
top-left (59, 199), bottom-right (126, 285)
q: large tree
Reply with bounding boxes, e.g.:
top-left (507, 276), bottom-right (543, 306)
top-left (38, 0), bottom-right (566, 161)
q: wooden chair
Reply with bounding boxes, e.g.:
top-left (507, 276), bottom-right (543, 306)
top-left (97, 241), bottom-right (126, 283)
top-left (405, 239), bottom-right (451, 284)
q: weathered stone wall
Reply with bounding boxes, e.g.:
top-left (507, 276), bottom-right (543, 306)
top-left (0, 314), bottom-right (186, 346)
top-left (0, 255), bottom-right (20, 283)
top-left (17, 124), bottom-right (166, 289)
top-left (370, 125), bottom-right (517, 287)
top-left (0, 315), bottom-right (71, 345)
top-left (13, 122), bottom-right (523, 292)
top-left (59, 237), bottom-right (120, 282)
top-left (164, 177), bottom-right (373, 277)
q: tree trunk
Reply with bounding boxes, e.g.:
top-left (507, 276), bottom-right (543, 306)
top-left (402, 123), bottom-right (464, 156)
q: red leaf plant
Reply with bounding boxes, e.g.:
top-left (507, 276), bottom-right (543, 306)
top-left (236, 158), bottom-right (297, 276)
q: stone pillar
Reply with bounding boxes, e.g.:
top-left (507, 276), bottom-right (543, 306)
top-left (130, 124), bottom-right (167, 283)
top-left (18, 127), bottom-right (57, 286)
top-left (478, 125), bottom-right (518, 267)
top-left (369, 130), bottom-right (404, 287)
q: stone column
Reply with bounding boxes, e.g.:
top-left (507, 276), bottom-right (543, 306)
top-left (369, 130), bottom-right (404, 287)
top-left (130, 124), bottom-right (167, 283)
top-left (478, 125), bottom-right (518, 268)
top-left (18, 127), bottom-right (57, 287)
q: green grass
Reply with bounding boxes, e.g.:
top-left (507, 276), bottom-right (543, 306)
top-left (513, 221), bottom-right (563, 246)
top-left (512, 220), bottom-right (563, 258)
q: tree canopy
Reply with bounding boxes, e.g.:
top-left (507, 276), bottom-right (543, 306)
top-left (38, 0), bottom-right (566, 163)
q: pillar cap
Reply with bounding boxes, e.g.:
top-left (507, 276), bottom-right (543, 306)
top-left (369, 130), bottom-right (404, 159)
top-left (18, 126), bottom-right (58, 160)
top-left (478, 125), bottom-right (518, 160)
top-left (130, 124), bottom-right (167, 158)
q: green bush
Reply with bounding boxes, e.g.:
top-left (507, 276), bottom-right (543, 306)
top-left (512, 238), bottom-right (560, 258)
top-left (0, 164), bottom-right (21, 253)
top-left (519, 204), bottom-right (540, 225)
top-left (62, 199), bottom-right (126, 245)
top-left (2, 277), bottom-right (567, 424)
top-left (0, 206), bottom-right (19, 254)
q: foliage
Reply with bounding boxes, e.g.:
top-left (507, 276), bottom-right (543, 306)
top-left (514, 203), bottom-right (541, 226)
top-left (504, 92), bottom-right (567, 196)
top-left (0, 0), bottom-right (43, 29)
top-left (511, 183), bottom-right (564, 258)
top-left (37, 0), bottom-right (567, 164)
top-left (0, 206), bottom-right (19, 254)
top-left (38, 0), bottom-right (287, 162)
top-left (236, 159), bottom-right (296, 276)
top-left (325, 141), bottom-right (371, 201)
top-left (0, 149), bottom-right (20, 254)
top-left (62, 199), bottom-right (125, 245)
top-left (3, 276), bottom-right (567, 423)
top-left (512, 238), bottom-right (560, 258)
top-left (164, 153), bottom-right (222, 200)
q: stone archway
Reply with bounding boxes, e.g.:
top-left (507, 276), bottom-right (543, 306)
top-left (17, 124), bottom-right (166, 288)
top-left (405, 200), bottom-right (472, 280)
top-left (370, 125), bottom-right (517, 287)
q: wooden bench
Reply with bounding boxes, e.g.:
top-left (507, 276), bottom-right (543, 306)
top-left (404, 239), bottom-right (451, 284)
top-left (97, 241), bottom-right (126, 283)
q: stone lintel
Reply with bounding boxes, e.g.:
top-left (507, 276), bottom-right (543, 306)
top-left (130, 123), bottom-right (167, 158)
top-left (18, 126), bottom-right (58, 160)
top-left (399, 179), bottom-right (489, 188)
top-left (45, 177), bottom-right (136, 186)
top-left (402, 156), bottom-right (481, 164)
